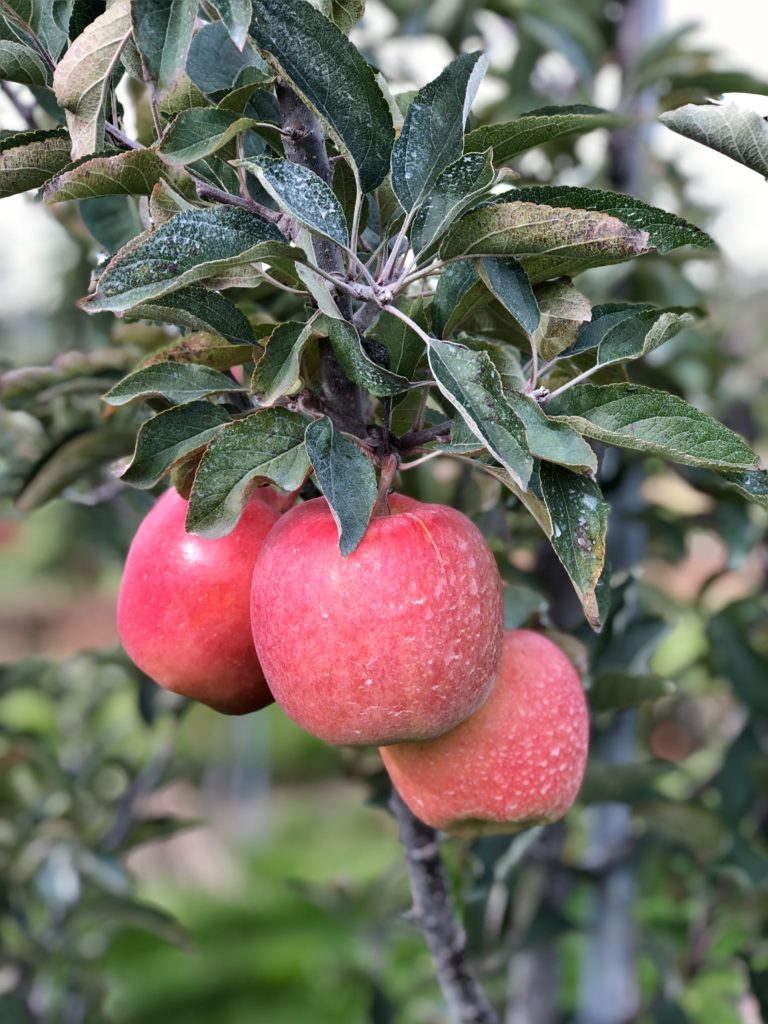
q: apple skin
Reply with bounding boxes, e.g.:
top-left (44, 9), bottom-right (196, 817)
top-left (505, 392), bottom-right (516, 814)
top-left (250, 494), bottom-right (504, 746)
top-left (118, 488), bottom-right (279, 714)
top-left (380, 629), bottom-right (589, 835)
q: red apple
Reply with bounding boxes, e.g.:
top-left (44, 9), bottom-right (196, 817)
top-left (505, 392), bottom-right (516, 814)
top-left (380, 629), bottom-right (589, 834)
top-left (250, 494), bottom-right (504, 746)
top-left (118, 487), bottom-right (279, 714)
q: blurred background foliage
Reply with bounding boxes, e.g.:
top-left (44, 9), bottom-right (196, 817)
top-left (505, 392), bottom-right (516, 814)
top-left (1, 1), bottom-right (768, 1022)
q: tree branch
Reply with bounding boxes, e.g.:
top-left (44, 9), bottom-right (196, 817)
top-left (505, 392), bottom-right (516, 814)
top-left (275, 82), bottom-right (360, 419)
top-left (390, 787), bottom-right (499, 1024)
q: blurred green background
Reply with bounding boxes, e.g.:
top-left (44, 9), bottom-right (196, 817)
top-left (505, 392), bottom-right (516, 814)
top-left (2, 2), bottom-right (768, 1022)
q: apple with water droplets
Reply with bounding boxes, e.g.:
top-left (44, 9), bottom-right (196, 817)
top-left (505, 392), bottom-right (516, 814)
top-left (118, 487), bottom-right (280, 714)
top-left (380, 629), bottom-right (589, 834)
top-left (250, 494), bottom-right (504, 746)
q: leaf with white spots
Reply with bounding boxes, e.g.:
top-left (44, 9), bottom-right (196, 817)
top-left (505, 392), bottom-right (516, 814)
top-left (562, 302), bottom-right (697, 366)
top-left (411, 149), bottom-right (494, 257)
top-left (122, 401), bottom-right (232, 488)
top-left (124, 286), bottom-right (254, 346)
top-left (305, 416), bottom-right (377, 555)
top-left (478, 256), bottom-right (540, 338)
top-left (465, 104), bottom-right (627, 163)
top-left (81, 206), bottom-right (296, 313)
top-left (251, 0), bottom-right (394, 192)
top-left (186, 408), bottom-right (311, 536)
top-left (391, 51), bottom-right (488, 213)
top-left (441, 200), bottom-right (652, 283)
top-left (546, 383), bottom-right (760, 471)
top-left (53, 1), bottom-right (132, 159)
top-left (321, 316), bottom-right (410, 397)
top-left (131, 0), bottom-right (198, 99)
top-left (44, 148), bottom-right (185, 202)
top-left (104, 362), bottom-right (239, 406)
top-left (539, 462), bottom-right (609, 630)
top-left (659, 102), bottom-right (768, 179)
top-left (251, 318), bottom-right (319, 405)
top-left (427, 338), bottom-right (534, 490)
top-left (158, 108), bottom-right (262, 164)
top-left (0, 128), bottom-right (73, 199)
top-left (237, 157), bottom-right (349, 247)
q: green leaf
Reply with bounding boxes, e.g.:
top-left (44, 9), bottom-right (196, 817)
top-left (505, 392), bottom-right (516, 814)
top-left (305, 416), bottom-right (376, 556)
top-left (411, 149), bottom-right (494, 256)
top-left (427, 338), bottom-right (533, 490)
top-left (81, 206), bottom-right (293, 312)
top-left (158, 108), bottom-right (260, 164)
top-left (589, 672), bottom-right (675, 712)
top-left (186, 408), bottom-right (310, 536)
top-left (142, 333), bottom-right (255, 370)
top-left (321, 316), bottom-right (410, 397)
top-left (307, 0), bottom-right (365, 33)
top-left (441, 200), bottom-right (652, 283)
top-left (365, 305), bottom-right (425, 380)
top-left (209, 0), bottom-right (251, 49)
top-left (504, 185), bottom-right (714, 254)
top-left (130, 0), bottom-right (197, 99)
top-left (708, 599), bottom-right (768, 716)
top-left (505, 392), bottom-right (597, 474)
top-left (251, 318), bottom-right (318, 405)
top-left (546, 383), bottom-right (760, 471)
top-left (186, 21), bottom-right (271, 94)
top-left (534, 279), bottom-right (592, 361)
top-left (124, 286), bottom-right (254, 345)
top-left (460, 337), bottom-right (525, 394)
top-left (44, 148), bottom-right (180, 201)
top-left (237, 157), bottom-right (349, 247)
top-left (538, 462), bottom-right (609, 630)
top-left (659, 101), bottom-right (768, 178)
top-left (15, 426), bottom-right (134, 511)
top-left (0, 39), bottom-right (48, 85)
top-left (0, 128), bottom-right (72, 198)
top-left (561, 303), bottom-right (697, 371)
top-left (79, 194), bottom-right (141, 251)
top-left (53, 1), bottom-right (132, 159)
top-left (391, 51), bottom-right (487, 213)
top-left (719, 469), bottom-right (768, 508)
top-left (104, 362), bottom-right (239, 406)
top-left (251, 0), bottom-right (394, 192)
top-left (431, 259), bottom-right (481, 338)
top-left (123, 401), bottom-right (232, 488)
top-left (465, 104), bottom-right (626, 163)
top-left (478, 256), bottom-right (540, 337)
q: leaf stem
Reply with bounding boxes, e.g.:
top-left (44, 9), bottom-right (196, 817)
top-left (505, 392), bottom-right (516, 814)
top-left (542, 361), bottom-right (603, 404)
top-left (390, 787), bottom-right (499, 1024)
top-left (382, 303), bottom-right (434, 349)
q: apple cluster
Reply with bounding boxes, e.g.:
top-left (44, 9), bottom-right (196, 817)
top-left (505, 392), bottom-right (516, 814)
top-left (118, 488), bottom-right (589, 834)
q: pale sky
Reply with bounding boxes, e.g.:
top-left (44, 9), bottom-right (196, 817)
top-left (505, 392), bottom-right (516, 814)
top-left (0, 0), bottom-right (765, 321)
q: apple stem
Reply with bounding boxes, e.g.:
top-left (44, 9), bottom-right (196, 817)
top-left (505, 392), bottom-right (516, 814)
top-left (373, 453), bottom-right (399, 517)
top-left (390, 787), bottom-right (499, 1024)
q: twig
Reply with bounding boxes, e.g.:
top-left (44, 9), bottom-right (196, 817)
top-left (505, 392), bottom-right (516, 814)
top-left (390, 788), bottom-right (499, 1024)
top-left (542, 361), bottom-right (603, 404)
top-left (105, 123), bottom-right (143, 150)
top-left (194, 181), bottom-right (283, 224)
top-left (398, 421), bottom-right (452, 451)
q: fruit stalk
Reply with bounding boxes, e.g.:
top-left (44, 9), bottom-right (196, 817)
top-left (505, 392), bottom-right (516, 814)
top-left (390, 787), bottom-right (499, 1024)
